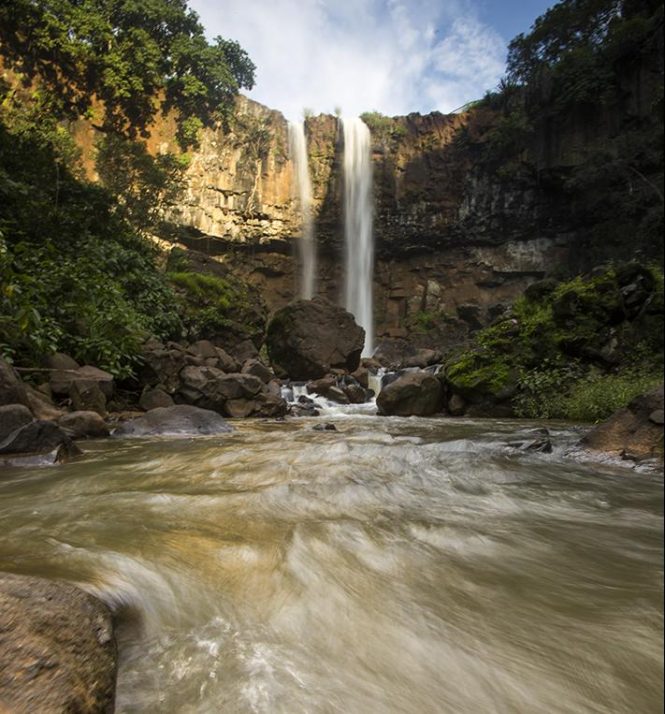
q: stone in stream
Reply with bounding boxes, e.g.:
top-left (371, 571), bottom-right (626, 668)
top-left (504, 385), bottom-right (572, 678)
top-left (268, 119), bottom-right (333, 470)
top-left (0, 404), bottom-right (33, 442)
top-left (266, 297), bottom-right (365, 380)
top-left (0, 420), bottom-right (81, 460)
top-left (581, 385), bottom-right (664, 461)
top-left (113, 405), bottom-right (233, 437)
top-left (0, 572), bottom-right (117, 713)
top-left (377, 371), bottom-right (444, 417)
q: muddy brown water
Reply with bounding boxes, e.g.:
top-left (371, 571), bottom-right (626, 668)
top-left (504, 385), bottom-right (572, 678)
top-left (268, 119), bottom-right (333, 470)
top-left (1, 414), bottom-right (663, 713)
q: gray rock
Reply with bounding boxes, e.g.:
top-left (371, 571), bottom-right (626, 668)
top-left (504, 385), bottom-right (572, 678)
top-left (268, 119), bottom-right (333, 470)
top-left (25, 384), bottom-right (64, 421)
top-left (0, 572), bottom-right (117, 713)
top-left (187, 339), bottom-right (220, 360)
top-left (377, 371), bottom-right (444, 417)
top-left (649, 409), bottom-right (665, 425)
top-left (139, 386), bottom-right (175, 411)
top-left (139, 343), bottom-right (188, 393)
top-left (266, 297), bottom-right (365, 380)
top-left (178, 366), bottom-right (264, 415)
top-left (313, 422), bottom-right (337, 431)
top-left (70, 379), bottom-right (107, 416)
top-left (50, 365), bottom-right (115, 399)
top-left (447, 393), bottom-right (467, 417)
top-left (215, 347), bottom-right (241, 373)
top-left (0, 419), bottom-right (81, 458)
top-left (59, 411), bottom-right (110, 439)
top-left (0, 404), bottom-right (33, 442)
top-left (113, 405), bottom-right (233, 437)
top-left (0, 357), bottom-right (29, 407)
top-left (242, 359), bottom-right (273, 383)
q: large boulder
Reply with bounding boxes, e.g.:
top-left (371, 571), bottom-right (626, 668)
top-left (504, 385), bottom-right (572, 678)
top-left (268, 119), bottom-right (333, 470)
top-left (581, 385), bottom-right (664, 460)
top-left (0, 420), bottom-right (81, 460)
top-left (178, 366), bottom-right (262, 411)
top-left (0, 572), bottom-right (117, 713)
top-left (377, 371), bottom-right (444, 417)
top-left (139, 386), bottom-right (175, 411)
top-left (0, 358), bottom-right (29, 407)
top-left (267, 297), bottom-right (365, 380)
top-left (113, 405), bottom-right (232, 437)
top-left (70, 379), bottom-right (107, 416)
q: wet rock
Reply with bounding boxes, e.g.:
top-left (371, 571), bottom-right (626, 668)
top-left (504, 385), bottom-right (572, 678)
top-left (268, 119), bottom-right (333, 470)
top-left (307, 376), bottom-right (336, 398)
top-left (0, 358), bottom-right (29, 407)
top-left (326, 386), bottom-right (350, 405)
top-left (351, 366), bottom-right (370, 389)
top-left (342, 382), bottom-right (368, 404)
top-left (70, 380), bottom-right (107, 416)
top-left (139, 386), bottom-right (175, 411)
top-left (377, 371), bottom-right (443, 417)
top-left (113, 405), bottom-right (232, 437)
top-left (313, 423), bottom-right (337, 431)
top-left (0, 404), bottom-right (33, 442)
top-left (59, 411), bottom-right (110, 440)
top-left (649, 409), bottom-right (664, 425)
top-left (0, 420), bottom-right (81, 459)
top-left (241, 359), bottom-right (273, 384)
top-left (266, 297), bottom-right (365, 380)
top-left (0, 572), bottom-right (117, 713)
top-left (581, 385), bottom-right (664, 461)
top-left (524, 429), bottom-right (553, 453)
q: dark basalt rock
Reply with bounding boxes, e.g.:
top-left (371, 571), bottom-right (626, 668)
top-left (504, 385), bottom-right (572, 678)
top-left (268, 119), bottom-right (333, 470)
top-left (377, 371), bottom-right (444, 417)
top-left (0, 358), bottom-right (29, 408)
top-left (58, 411), bottom-right (110, 439)
top-left (113, 405), bottom-right (233, 437)
top-left (266, 297), bottom-right (365, 380)
top-left (0, 572), bottom-right (117, 713)
top-left (0, 419), bottom-right (80, 459)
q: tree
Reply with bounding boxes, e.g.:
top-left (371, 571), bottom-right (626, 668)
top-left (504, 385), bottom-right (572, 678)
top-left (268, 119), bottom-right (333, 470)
top-left (0, 0), bottom-right (255, 144)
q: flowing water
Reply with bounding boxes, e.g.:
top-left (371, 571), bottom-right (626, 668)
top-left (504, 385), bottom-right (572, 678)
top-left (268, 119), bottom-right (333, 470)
top-left (0, 414), bottom-right (662, 713)
top-left (343, 117), bottom-right (374, 356)
top-left (288, 121), bottom-right (316, 300)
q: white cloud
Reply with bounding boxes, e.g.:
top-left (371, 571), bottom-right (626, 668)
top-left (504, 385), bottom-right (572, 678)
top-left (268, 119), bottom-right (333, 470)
top-left (189, 0), bottom-right (507, 120)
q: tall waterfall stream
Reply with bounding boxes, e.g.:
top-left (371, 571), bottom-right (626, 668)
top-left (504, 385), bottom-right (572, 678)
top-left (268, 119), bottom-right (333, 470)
top-left (1, 411), bottom-right (662, 713)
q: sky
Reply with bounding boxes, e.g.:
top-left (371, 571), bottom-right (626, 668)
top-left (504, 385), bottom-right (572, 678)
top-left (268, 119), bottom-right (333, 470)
top-left (189, 0), bottom-right (555, 121)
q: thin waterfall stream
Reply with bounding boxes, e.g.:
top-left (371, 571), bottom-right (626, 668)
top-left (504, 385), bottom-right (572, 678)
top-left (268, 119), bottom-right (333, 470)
top-left (288, 121), bottom-right (316, 299)
top-left (343, 117), bottom-right (374, 356)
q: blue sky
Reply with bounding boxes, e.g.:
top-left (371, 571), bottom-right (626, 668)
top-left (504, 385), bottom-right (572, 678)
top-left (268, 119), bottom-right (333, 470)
top-left (189, 0), bottom-right (555, 120)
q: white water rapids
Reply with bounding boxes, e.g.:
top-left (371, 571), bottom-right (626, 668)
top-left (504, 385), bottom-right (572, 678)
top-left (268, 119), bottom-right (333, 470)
top-left (343, 117), bottom-right (375, 357)
top-left (0, 414), bottom-right (662, 713)
top-left (288, 121), bottom-right (317, 300)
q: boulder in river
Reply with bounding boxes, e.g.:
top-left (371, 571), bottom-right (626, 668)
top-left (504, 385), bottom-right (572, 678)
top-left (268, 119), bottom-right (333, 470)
top-left (0, 572), bottom-right (117, 713)
top-left (581, 385), bottom-right (664, 461)
top-left (0, 404), bottom-right (34, 442)
top-left (113, 405), bottom-right (233, 437)
top-left (139, 386), bottom-right (175, 411)
top-left (0, 419), bottom-right (81, 460)
top-left (266, 297), bottom-right (365, 380)
top-left (377, 371), bottom-right (444, 417)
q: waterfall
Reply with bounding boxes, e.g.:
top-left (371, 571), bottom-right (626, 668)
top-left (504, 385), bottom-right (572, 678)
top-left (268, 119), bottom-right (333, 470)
top-left (342, 117), bottom-right (374, 357)
top-left (288, 121), bottom-right (316, 300)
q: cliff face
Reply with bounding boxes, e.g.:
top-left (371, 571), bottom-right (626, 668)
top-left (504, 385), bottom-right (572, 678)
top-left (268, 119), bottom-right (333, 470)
top-left (164, 101), bottom-right (577, 346)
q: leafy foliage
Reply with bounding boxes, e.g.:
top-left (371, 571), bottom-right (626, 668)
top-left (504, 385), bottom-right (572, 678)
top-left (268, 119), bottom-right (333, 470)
top-left (0, 0), bottom-right (255, 145)
top-left (0, 81), bottom-right (182, 375)
top-left (445, 266), bottom-right (664, 421)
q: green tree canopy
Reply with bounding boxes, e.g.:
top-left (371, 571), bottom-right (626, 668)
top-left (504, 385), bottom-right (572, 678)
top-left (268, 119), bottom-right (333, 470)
top-left (0, 0), bottom-right (255, 143)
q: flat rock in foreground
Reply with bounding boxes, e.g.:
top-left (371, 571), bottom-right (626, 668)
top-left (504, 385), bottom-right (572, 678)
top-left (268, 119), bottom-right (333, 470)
top-left (0, 572), bottom-right (117, 714)
top-left (113, 404), bottom-right (233, 437)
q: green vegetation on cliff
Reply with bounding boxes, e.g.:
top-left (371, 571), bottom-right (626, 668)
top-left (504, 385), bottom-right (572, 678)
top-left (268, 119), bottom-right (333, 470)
top-left (0, 0), bottom-right (257, 375)
top-left (446, 265), bottom-right (664, 421)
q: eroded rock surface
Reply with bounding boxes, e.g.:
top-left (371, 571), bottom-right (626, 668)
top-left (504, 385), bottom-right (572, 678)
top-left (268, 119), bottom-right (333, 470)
top-left (0, 572), bottom-right (117, 714)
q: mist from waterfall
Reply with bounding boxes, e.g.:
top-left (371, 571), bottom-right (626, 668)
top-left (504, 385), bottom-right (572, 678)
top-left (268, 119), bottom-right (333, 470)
top-left (288, 121), bottom-right (316, 300)
top-left (342, 117), bottom-right (374, 357)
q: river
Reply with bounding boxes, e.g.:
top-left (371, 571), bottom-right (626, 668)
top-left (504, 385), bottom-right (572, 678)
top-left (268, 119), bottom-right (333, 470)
top-left (0, 413), bottom-right (662, 713)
